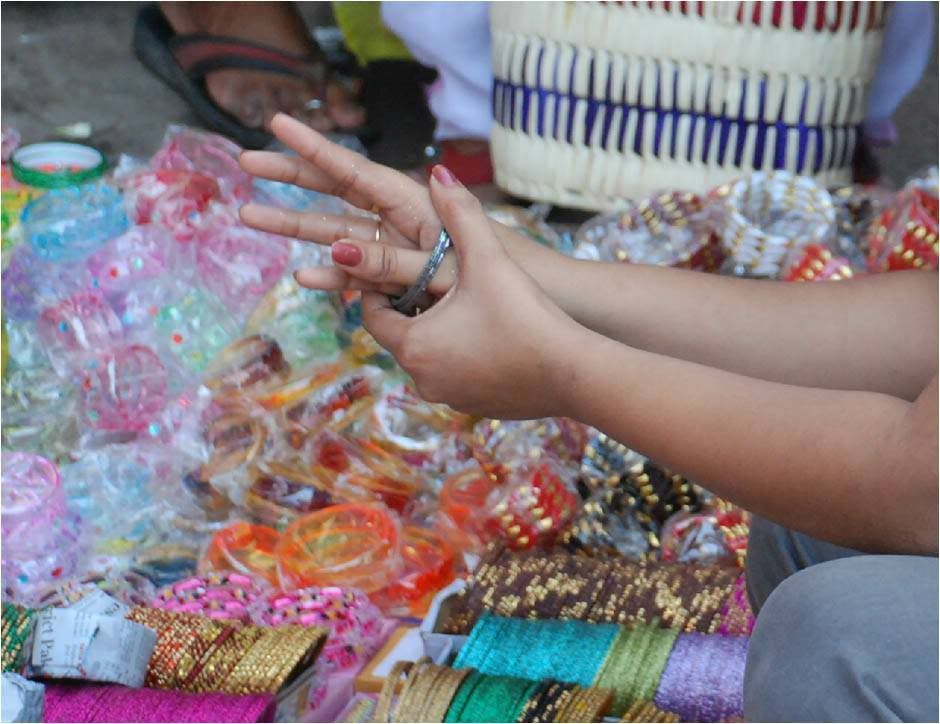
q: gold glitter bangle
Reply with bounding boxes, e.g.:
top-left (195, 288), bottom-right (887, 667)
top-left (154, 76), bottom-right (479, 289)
top-left (422, 666), bottom-right (473, 723)
top-left (620, 700), bottom-right (681, 722)
top-left (126, 608), bottom-right (325, 695)
top-left (402, 662), bottom-right (450, 723)
top-left (374, 660), bottom-right (412, 723)
top-left (391, 657), bottom-right (432, 723)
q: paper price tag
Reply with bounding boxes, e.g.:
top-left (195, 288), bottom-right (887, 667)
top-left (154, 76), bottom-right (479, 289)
top-left (67, 589), bottom-right (129, 618)
top-left (30, 608), bottom-right (156, 688)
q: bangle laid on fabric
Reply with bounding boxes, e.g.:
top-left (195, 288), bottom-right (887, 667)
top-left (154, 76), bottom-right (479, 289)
top-left (391, 227), bottom-right (453, 315)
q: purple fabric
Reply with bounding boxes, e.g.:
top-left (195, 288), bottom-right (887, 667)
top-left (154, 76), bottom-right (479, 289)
top-left (654, 633), bottom-right (749, 722)
top-left (44, 682), bottom-right (276, 723)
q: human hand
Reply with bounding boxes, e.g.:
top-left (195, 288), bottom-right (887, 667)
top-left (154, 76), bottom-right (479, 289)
top-left (356, 166), bottom-right (580, 420)
top-left (238, 113), bottom-right (453, 291)
top-left (237, 114), bottom-right (565, 301)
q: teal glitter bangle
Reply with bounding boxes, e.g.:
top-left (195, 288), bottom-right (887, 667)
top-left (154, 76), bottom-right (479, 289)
top-left (455, 673), bottom-right (539, 723)
top-left (455, 615), bottom-right (620, 688)
top-left (444, 670), bottom-right (485, 723)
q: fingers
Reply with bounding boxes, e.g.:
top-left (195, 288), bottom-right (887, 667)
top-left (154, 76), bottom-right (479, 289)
top-left (329, 240), bottom-right (457, 295)
top-left (267, 114), bottom-right (424, 213)
top-left (428, 165), bottom-right (502, 270)
top-left (240, 203), bottom-right (410, 248)
top-left (360, 291), bottom-right (410, 355)
top-left (293, 266), bottom-right (401, 295)
top-left (239, 150), bottom-right (373, 210)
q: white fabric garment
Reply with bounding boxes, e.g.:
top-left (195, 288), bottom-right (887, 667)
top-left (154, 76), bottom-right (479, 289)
top-left (381, 2), bottom-right (493, 141)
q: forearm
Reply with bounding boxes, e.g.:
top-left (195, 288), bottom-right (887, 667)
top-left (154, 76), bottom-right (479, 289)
top-left (555, 324), bottom-right (938, 555)
top-left (495, 223), bottom-right (937, 400)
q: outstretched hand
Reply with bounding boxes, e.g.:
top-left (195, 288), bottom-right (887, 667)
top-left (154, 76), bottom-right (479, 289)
top-left (238, 113), bottom-right (455, 296)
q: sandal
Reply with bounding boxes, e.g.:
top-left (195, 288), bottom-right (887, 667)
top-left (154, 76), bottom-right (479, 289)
top-left (133, 3), bottom-right (322, 149)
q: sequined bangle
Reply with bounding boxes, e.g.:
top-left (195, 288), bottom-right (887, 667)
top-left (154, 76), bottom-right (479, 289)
top-left (1, 604), bottom-right (35, 673)
top-left (374, 660), bottom-right (411, 724)
top-left (456, 673), bottom-right (541, 723)
top-left (652, 632), bottom-right (749, 723)
top-left (454, 615), bottom-right (618, 689)
top-left (126, 607), bottom-right (325, 695)
top-left (557, 686), bottom-right (612, 723)
top-left (444, 670), bottom-right (486, 723)
top-left (592, 623), bottom-right (679, 716)
top-left (389, 657), bottom-right (432, 723)
top-left (439, 548), bottom-right (741, 635)
top-left (398, 661), bottom-right (450, 723)
top-left (620, 700), bottom-right (681, 722)
top-left (420, 665), bottom-right (473, 723)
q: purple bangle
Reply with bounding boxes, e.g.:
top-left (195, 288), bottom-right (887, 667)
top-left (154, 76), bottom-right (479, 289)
top-left (654, 633), bottom-right (749, 723)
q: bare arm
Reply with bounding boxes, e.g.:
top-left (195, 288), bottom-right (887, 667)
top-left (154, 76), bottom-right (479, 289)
top-left (554, 321), bottom-right (938, 555)
top-left (498, 233), bottom-right (938, 401)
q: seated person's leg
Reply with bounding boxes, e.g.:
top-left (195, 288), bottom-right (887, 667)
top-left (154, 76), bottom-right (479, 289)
top-left (744, 554), bottom-right (939, 722)
top-left (745, 514), bottom-right (862, 613)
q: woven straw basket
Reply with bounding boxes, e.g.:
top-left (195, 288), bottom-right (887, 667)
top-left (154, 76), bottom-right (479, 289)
top-left (490, 1), bottom-right (887, 210)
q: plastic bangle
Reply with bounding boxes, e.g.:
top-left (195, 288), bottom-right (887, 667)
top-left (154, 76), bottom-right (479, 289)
top-left (11, 142), bottom-right (107, 188)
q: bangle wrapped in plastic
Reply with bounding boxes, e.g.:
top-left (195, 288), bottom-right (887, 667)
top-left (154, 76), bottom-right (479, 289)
top-left (119, 169), bottom-right (221, 241)
top-left (203, 335), bottom-right (291, 405)
top-left (712, 171), bottom-right (835, 278)
top-left (151, 283), bottom-right (239, 375)
top-left (86, 225), bottom-right (173, 299)
top-left (36, 291), bottom-right (124, 378)
top-left (244, 278), bottom-right (341, 369)
top-left (194, 224), bottom-right (291, 319)
top-left (275, 503), bottom-right (403, 594)
top-left (150, 125), bottom-right (253, 201)
top-left (782, 244), bottom-right (854, 282)
top-left (201, 522), bottom-right (282, 588)
top-left (23, 182), bottom-right (129, 263)
top-left (484, 460), bottom-right (582, 550)
top-left (866, 180), bottom-right (938, 272)
top-left (243, 460), bottom-right (337, 529)
top-left (574, 192), bottom-right (722, 271)
top-left (437, 466), bottom-right (501, 553)
top-left (371, 527), bottom-right (458, 616)
top-left (2, 453), bottom-right (83, 604)
top-left (79, 344), bottom-right (168, 432)
top-left (472, 417), bottom-right (590, 482)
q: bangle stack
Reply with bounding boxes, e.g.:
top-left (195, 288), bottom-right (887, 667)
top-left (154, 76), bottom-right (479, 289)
top-left (374, 661), bottom-right (612, 724)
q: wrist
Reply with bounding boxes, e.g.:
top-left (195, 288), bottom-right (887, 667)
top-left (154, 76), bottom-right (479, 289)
top-left (545, 319), bottom-right (604, 420)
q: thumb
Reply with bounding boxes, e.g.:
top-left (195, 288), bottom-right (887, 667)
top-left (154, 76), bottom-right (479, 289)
top-left (428, 165), bottom-right (501, 270)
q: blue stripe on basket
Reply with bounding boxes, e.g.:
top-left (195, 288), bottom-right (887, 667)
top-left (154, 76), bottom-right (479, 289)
top-left (493, 78), bottom-right (857, 175)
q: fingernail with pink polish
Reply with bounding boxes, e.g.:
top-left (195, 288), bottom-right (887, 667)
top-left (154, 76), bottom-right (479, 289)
top-left (332, 242), bottom-right (363, 266)
top-left (432, 165), bottom-right (460, 187)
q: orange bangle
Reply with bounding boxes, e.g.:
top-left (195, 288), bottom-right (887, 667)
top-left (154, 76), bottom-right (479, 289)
top-left (201, 521), bottom-right (282, 587)
top-left (275, 503), bottom-right (403, 593)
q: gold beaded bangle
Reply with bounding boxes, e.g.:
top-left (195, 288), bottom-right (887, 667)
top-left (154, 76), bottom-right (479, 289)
top-left (374, 660), bottom-right (412, 724)
top-left (620, 700), bottom-right (680, 722)
top-left (391, 657), bottom-right (432, 723)
top-left (422, 666), bottom-right (473, 723)
top-left (404, 662), bottom-right (450, 723)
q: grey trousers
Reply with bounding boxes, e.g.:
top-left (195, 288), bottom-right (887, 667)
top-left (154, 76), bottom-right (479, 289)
top-left (743, 516), bottom-right (939, 722)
